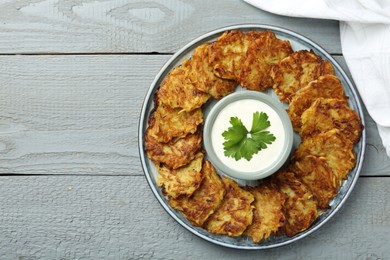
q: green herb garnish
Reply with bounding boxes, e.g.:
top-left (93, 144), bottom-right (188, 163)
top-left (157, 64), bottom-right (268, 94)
top-left (222, 111), bottom-right (276, 161)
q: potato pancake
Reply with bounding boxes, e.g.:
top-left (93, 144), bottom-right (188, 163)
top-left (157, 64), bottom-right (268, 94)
top-left (157, 153), bottom-right (204, 198)
top-left (293, 129), bottom-right (356, 180)
top-left (273, 171), bottom-right (318, 237)
top-left (204, 178), bottom-right (254, 237)
top-left (157, 60), bottom-right (210, 112)
top-left (145, 130), bottom-right (202, 169)
top-left (244, 181), bottom-right (286, 243)
top-left (146, 103), bottom-right (203, 143)
top-left (188, 43), bottom-right (237, 99)
top-left (239, 30), bottom-right (293, 91)
top-left (209, 30), bottom-right (261, 80)
top-left (301, 98), bottom-right (362, 143)
top-left (169, 161), bottom-right (225, 226)
top-left (271, 50), bottom-right (334, 102)
top-left (288, 75), bottom-right (347, 131)
top-left (289, 155), bottom-right (339, 209)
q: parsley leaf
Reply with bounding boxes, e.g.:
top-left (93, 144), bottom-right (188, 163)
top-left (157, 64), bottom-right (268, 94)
top-left (222, 111), bottom-right (276, 161)
top-left (222, 117), bottom-right (248, 149)
top-left (251, 111), bottom-right (271, 133)
top-left (238, 138), bottom-right (259, 161)
top-left (251, 131), bottom-right (276, 148)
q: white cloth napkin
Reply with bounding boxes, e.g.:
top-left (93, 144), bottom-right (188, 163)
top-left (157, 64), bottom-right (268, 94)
top-left (244, 0), bottom-right (390, 158)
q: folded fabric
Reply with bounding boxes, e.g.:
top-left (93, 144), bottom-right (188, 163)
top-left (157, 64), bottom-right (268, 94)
top-left (244, 0), bottom-right (390, 157)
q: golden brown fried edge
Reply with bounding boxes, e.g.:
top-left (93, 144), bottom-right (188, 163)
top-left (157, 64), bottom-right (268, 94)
top-left (209, 30), bottom-right (262, 80)
top-left (145, 103), bottom-right (203, 143)
top-left (272, 171), bottom-right (318, 237)
top-left (244, 180), bottom-right (286, 242)
top-left (145, 130), bottom-right (202, 170)
top-left (169, 160), bottom-right (225, 226)
top-left (188, 43), bottom-right (237, 99)
top-left (239, 30), bottom-right (293, 91)
top-left (300, 98), bottom-right (362, 143)
top-left (157, 153), bottom-right (204, 199)
top-left (204, 177), bottom-right (254, 237)
top-left (271, 50), bottom-right (334, 103)
top-left (293, 129), bottom-right (356, 181)
top-left (288, 74), bottom-right (347, 131)
top-left (156, 60), bottom-right (210, 112)
top-left (289, 155), bottom-right (339, 209)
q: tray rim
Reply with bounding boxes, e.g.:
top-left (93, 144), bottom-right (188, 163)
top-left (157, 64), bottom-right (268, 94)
top-left (138, 23), bottom-right (367, 250)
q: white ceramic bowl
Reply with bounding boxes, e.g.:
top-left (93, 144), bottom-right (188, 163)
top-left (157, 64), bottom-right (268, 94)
top-left (203, 91), bottom-right (293, 180)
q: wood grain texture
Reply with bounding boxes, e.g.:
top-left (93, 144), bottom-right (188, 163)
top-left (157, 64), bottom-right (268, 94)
top-left (0, 1), bottom-right (388, 259)
top-left (0, 55), bottom-right (168, 175)
top-left (0, 175), bottom-right (389, 259)
top-left (0, 0), bottom-right (341, 54)
top-left (0, 55), bottom-right (388, 176)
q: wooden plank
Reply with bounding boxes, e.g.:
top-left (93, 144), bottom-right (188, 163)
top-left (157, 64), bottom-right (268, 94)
top-left (0, 0), bottom-right (341, 54)
top-left (0, 175), bottom-right (389, 259)
top-left (0, 55), bottom-right (388, 175)
top-left (0, 55), bottom-right (169, 175)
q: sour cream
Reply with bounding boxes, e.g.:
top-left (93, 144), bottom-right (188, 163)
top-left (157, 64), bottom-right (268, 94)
top-left (211, 99), bottom-right (285, 173)
top-left (203, 91), bottom-right (293, 180)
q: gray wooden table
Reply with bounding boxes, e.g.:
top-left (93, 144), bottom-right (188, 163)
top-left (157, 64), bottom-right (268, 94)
top-left (1, 1), bottom-right (389, 259)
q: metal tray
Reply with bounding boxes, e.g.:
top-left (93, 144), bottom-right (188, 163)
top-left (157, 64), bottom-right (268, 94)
top-left (138, 24), bottom-right (366, 249)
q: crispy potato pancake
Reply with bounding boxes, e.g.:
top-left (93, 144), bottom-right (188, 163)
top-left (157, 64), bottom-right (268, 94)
top-left (289, 155), bottom-right (339, 209)
top-left (188, 43), bottom-right (237, 99)
top-left (239, 30), bottom-right (293, 91)
top-left (273, 171), bottom-right (318, 237)
top-left (157, 153), bottom-right (204, 198)
top-left (145, 130), bottom-right (202, 169)
top-left (209, 30), bottom-right (261, 80)
top-left (204, 178), bottom-right (254, 237)
top-left (293, 129), bottom-right (356, 180)
top-left (288, 75), bottom-right (347, 131)
top-left (157, 60), bottom-right (210, 112)
top-left (301, 98), bottom-right (362, 143)
top-left (146, 103), bottom-right (203, 143)
top-left (271, 50), bottom-right (334, 102)
top-left (244, 181), bottom-right (286, 243)
top-left (169, 161), bottom-right (225, 226)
